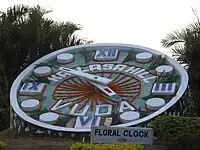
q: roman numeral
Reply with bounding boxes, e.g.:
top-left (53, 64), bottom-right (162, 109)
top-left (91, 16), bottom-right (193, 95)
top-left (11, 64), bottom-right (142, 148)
top-left (19, 82), bottom-right (46, 96)
top-left (74, 116), bottom-right (101, 128)
top-left (22, 82), bottom-right (41, 90)
top-left (152, 83), bottom-right (176, 95)
top-left (94, 49), bottom-right (119, 61)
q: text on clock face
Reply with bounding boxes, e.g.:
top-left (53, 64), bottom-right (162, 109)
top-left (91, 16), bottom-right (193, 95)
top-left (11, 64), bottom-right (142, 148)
top-left (48, 64), bottom-right (157, 84)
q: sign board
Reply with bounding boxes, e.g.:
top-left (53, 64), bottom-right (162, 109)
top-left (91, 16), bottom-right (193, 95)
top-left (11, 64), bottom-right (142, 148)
top-left (91, 126), bottom-right (153, 145)
top-left (10, 43), bottom-right (188, 133)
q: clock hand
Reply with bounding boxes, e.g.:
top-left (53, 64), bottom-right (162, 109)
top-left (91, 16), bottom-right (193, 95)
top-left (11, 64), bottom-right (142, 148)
top-left (89, 81), bottom-right (122, 102)
top-left (59, 67), bottom-right (112, 85)
top-left (58, 67), bottom-right (122, 101)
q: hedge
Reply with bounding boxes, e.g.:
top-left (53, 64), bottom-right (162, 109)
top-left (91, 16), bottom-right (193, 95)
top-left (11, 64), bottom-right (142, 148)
top-left (70, 143), bottom-right (144, 150)
top-left (0, 141), bottom-right (7, 150)
top-left (149, 115), bottom-right (200, 150)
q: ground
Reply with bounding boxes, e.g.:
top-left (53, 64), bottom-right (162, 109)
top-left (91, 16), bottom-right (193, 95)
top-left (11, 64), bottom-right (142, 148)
top-left (0, 129), bottom-right (167, 150)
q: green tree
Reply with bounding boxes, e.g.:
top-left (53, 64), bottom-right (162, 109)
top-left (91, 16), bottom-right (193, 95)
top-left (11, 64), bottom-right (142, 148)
top-left (0, 4), bottom-right (92, 130)
top-left (161, 9), bottom-right (200, 116)
top-left (0, 5), bottom-right (92, 82)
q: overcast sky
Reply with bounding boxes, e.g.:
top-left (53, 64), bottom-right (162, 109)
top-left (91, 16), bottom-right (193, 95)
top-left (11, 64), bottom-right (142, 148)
top-left (1, 0), bottom-right (200, 56)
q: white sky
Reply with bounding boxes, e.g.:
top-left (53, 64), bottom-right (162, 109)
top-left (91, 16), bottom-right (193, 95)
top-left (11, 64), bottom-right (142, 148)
top-left (1, 0), bottom-right (200, 56)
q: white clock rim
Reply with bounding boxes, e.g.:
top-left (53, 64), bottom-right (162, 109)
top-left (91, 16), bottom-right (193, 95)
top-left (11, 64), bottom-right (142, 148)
top-left (10, 43), bottom-right (188, 133)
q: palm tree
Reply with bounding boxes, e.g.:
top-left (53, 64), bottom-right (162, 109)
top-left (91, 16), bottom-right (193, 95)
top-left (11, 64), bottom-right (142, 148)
top-left (0, 4), bottom-right (92, 130)
top-left (0, 4), bottom-right (92, 81)
top-left (161, 9), bottom-right (200, 116)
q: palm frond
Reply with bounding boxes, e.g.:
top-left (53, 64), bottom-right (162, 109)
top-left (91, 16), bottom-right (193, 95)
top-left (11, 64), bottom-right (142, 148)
top-left (188, 8), bottom-right (200, 31)
top-left (3, 4), bottom-right (29, 24)
top-left (161, 7), bottom-right (200, 116)
top-left (161, 29), bottom-right (186, 48)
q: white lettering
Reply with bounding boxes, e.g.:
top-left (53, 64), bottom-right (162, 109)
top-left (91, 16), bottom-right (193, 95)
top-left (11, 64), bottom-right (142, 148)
top-left (69, 104), bottom-right (89, 116)
top-left (137, 71), bottom-right (149, 79)
top-left (50, 100), bottom-right (71, 111)
top-left (134, 69), bottom-right (145, 75)
top-left (124, 66), bottom-right (140, 74)
top-left (48, 74), bottom-right (63, 82)
top-left (112, 64), bottom-right (127, 72)
top-left (102, 64), bottom-right (114, 70)
top-left (75, 67), bottom-right (89, 72)
top-left (143, 76), bottom-right (156, 83)
top-left (75, 67), bottom-right (82, 71)
top-left (56, 71), bottom-right (71, 78)
top-left (89, 64), bottom-right (101, 71)
top-left (74, 116), bottom-right (101, 128)
top-left (95, 104), bottom-right (112, 116)
top-left (119, 101), bottom-right (136, 113)
top-left (47, 64), bottom-right (156, 84)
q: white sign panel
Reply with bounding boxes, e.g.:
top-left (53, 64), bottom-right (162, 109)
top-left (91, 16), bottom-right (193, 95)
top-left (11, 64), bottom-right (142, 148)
top-left (91, 126), bottom-right (153, 145)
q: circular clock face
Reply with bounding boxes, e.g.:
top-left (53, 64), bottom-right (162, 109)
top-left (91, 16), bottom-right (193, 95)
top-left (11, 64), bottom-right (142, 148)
top-left (10, 43), bottom-right (188, 132)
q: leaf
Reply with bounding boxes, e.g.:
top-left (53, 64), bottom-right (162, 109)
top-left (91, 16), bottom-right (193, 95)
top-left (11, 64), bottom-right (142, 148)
top-left (123, 52), bottom-right (135, 62)
top-left (79, 48), bottom-right (93, 63)
top-left (161, 29), bottom-right (186, 48)
top-left (123, 49), bottom-right (137, 63)
top-left (148, 55), bottom-right (167, 70)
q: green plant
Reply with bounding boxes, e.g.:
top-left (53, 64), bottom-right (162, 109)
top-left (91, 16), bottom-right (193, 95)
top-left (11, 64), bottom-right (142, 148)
top-left (0, 4), bottom-right (93, 131)
top-left (161, 8), bottom-right (200, 116)
top-left (0, 141), bottom-right (7, 150)
top-left (148, 55), bottom-right (167, 70)
top-left (70, 143), bottom-right (144, 150)
top-left (149, 115), bottom-right (200, 150)
top-left (123, 50), bottom-right (137, 62)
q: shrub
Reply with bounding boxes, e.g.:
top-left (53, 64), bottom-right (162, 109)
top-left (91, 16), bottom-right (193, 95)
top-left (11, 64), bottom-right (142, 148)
top-left (0, 141), bottom-right (7, 150)
top-left (70, 143), bottom-right (144, 150)
top-left (149, 115), bottom-right (200, 150)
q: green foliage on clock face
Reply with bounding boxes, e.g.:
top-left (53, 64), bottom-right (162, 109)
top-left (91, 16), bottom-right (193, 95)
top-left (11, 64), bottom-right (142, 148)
top-left (123, 50), bottom-right (137, 63)
top-left (148, 55), bottom-right (167, 70)
top-left (30, 106), bottom-right (49, 117)
top-left (26, 75), bottom-right (50, 84)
